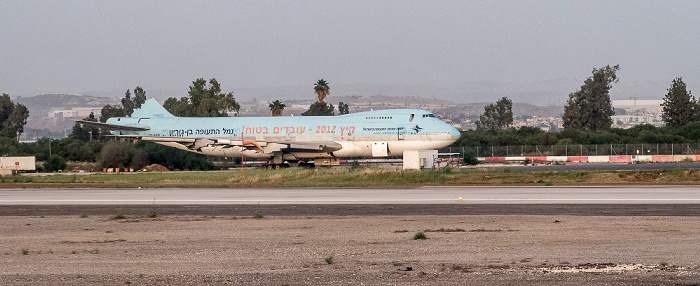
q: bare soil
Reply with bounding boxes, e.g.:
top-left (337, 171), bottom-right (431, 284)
top-left (2, 206), bottom-right (700, 285)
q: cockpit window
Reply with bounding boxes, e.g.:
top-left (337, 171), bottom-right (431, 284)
top-left (422, 114), bottom-right (436, 118)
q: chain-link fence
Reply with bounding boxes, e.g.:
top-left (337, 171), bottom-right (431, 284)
top-left (439, 143), bottom-right (700, 157)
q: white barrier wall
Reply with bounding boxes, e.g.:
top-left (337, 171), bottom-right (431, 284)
top-left (673, 155), bottom-right (695, 162)
top-left (585, 156), bottom-right (610, 163)
top-left (478, 154), bottom-right (699, 163)
top-left (632, 155), bottom-right (652, 162)
top-left (546, 156), bottom-right (568, 162)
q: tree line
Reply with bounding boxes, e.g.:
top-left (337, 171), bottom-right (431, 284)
top-left (468, 64), bottom-right (698, 147)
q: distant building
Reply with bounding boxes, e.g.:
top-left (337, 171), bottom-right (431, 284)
top-left (513, 116), bottom-right (562, 132)
top-left (48, 107), bottom-right (102, 119)
top-left (611, 100), bottom-right (663, 128)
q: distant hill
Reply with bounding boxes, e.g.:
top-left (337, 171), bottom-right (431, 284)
top-left (16, 93), bottom-right (119, 132)
top-left (16, 93), bottom-right (117, 118)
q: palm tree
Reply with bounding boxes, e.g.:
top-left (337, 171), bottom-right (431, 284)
top-left (314, 79), bottom-right (330, 102)
top-left (268, 100), bottom-right (286, 117)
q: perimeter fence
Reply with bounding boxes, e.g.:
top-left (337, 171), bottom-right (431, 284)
top-left (439, 143), bottom-right (700, 158)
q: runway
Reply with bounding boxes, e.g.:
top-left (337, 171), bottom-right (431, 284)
top-left (2, 185), bottom-right (700, 205)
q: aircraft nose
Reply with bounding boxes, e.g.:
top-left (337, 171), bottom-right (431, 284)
top-left (450, 126), bottom-right (461, 141)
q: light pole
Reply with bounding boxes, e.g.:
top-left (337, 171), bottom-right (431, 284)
top-left (48, 132), bottom-right (52, 157)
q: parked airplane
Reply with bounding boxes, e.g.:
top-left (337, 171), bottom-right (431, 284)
top-left (79, 99), bottom-right (461, 167)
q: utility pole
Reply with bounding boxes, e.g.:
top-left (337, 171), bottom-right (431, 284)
top-left (48, 131), bottom-right (52, 157)
top-left (241, 131), bottom-right (245, 178)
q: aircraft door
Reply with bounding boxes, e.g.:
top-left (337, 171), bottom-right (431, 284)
top-left (397, 127), bottom-right (405, 140)
top-left (372, 141), bottom-right (388, 157)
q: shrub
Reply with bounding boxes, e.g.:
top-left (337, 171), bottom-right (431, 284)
top-left (98, 141), bottom-right (148, 170)
top-left (148, 206), bottom-right (158, 218)
top-left (413, 232), bottom-right (427, 240)
top-left (148, 201), bottom-right (158, 218)
top-left (44, 154), bottom-right (67, 172)
top-left (111, 210), bottom-right (125, 220)
top-left (463, 152), bottom-right (479, 165)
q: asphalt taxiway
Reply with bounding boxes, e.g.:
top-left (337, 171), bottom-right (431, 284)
top-left (3, 186), bottom-right (700, 216)
top-left (1, 186), bottom-right (700, 205)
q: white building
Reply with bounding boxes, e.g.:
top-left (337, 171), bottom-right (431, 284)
top-left (611, 100), bottom-right (664, 128)
top-left (48, 107), bottom-right (103, 118)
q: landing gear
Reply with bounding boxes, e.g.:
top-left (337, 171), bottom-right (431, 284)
top-left (264, 163), bottom-right (290, 169)
top-left (297, 161), bottom-right (316, 168)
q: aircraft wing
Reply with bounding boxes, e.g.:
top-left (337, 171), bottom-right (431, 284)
top-left (76, 120), bottom-right (151, 131)
top-left (270, 141), bottom-right (342, 152)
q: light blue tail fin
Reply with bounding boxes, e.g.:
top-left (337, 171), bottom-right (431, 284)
top-left (131, 98), bottom-right (176, 118)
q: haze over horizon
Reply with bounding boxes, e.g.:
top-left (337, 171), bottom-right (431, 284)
top-left (2, 1), bottom-right (698, 105)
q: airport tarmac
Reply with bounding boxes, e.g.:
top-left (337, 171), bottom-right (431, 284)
top-left (2, 186), bottom-right (700, 205)
top-left (2, 186), bottom-right (700, 285)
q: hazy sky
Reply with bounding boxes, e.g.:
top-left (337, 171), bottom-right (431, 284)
top-left (1, 0), bottom-right (699, 101)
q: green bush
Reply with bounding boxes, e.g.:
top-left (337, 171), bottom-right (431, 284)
top-left (413, 232), bottom-right (427, 240)
top-left (463, 152), bottom-right (479, 165)
top-left (44, 154), bottom-right (67, 172)
top-left (97, 141), bottom-right (148, 170)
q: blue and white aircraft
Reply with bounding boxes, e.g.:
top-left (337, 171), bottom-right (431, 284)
top-left (79, 99), bottom-right (461, 167)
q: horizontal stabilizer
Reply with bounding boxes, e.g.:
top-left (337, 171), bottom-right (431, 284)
top-left (76, 120), bottom-right (151, 131)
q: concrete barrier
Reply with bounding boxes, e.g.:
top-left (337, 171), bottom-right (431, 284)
top-left (588, 156), bottom-right (610, 163)
top-left (652, 155), bottom-right (674, 162)
top-left (633, 155), bottom-right (652, 162)
top-left (568, 156), bottom-right (588, 162)
top-left (609, 155), bottom-right (631, 163)
top-left (547, 156), bottom-right (568, 162)
top-left (485, 157), bottom-right (506, 161)
top-left (674, 155), bottom-right (695, 162)
top-left (478, 154), bottom-right (696, 164)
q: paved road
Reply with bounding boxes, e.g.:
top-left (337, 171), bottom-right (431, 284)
top-left (2, 186), bottom-right (700, 205)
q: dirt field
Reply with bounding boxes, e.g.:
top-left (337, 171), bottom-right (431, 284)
top-left (2, 206), bottom-right (700, 285)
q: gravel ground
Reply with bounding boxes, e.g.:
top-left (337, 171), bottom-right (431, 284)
top-left (2, 208), bottom-right (700, 285)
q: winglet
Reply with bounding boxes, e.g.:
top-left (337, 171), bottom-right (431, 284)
top-left (131, 98), bottom-right (175, 118)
